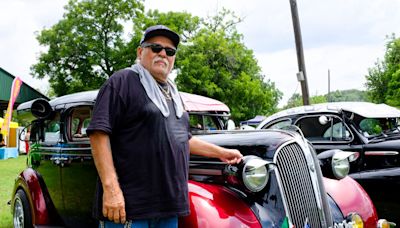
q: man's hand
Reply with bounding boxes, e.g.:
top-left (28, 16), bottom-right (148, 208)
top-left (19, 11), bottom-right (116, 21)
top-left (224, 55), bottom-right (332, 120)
top-left (103, 184), bottom-right (126, 224)
top-left (219, 148), bottom-right (243, 164)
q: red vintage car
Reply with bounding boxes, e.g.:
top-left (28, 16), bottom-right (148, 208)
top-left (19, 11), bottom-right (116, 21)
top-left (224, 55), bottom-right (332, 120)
top-left (10, 90), bottom-right (391, 227)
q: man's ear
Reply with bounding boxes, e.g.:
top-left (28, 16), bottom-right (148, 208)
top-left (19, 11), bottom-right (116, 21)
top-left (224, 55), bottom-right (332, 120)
top-left (137, 47), bottom-right (143, 60)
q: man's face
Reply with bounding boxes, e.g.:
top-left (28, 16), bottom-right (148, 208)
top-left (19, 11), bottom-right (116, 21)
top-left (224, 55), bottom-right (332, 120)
top-left (137, 36), bottom-right (176, 83)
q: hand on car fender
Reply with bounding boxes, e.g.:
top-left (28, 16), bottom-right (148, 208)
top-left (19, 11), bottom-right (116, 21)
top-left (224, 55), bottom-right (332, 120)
top-left (219, 148), bottom-right (243, 164)
top-left (103, 184), bottom-right (126, 224)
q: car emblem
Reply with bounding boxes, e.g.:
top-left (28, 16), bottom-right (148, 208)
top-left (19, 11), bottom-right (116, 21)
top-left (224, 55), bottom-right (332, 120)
top-left (304, 218), bottom-right (311, 228)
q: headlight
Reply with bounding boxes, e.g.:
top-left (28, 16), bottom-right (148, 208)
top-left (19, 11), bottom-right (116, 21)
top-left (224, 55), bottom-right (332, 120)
top-left (377, 219), bottom-right (391, 228)
top-left (332, 154), bottom-right (350, 179)
top-left (242, 157), bottom-right (269, 192)
top-left (346, 213), bottom-right (364, 228)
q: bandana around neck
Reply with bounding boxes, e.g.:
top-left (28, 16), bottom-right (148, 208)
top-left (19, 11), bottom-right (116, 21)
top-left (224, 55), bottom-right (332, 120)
top-left (129, 63), bottom-right (183, 118)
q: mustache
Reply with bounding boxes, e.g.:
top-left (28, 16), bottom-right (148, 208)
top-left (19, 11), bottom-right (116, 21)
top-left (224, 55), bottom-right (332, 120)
top-left (153, 57), bottom-right (169, 67)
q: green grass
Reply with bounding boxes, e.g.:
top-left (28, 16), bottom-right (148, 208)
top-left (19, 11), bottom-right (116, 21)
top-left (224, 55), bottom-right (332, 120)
top-left (0, 155), bottom-right (27, 228)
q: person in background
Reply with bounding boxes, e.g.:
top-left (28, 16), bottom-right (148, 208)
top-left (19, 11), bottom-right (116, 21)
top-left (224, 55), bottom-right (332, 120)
top-left (0, 133), bottom-right (6, 147)
top-left (87, 25), bottom-right (243, 228)
top-left (24, 127), bottom-right (31, 154)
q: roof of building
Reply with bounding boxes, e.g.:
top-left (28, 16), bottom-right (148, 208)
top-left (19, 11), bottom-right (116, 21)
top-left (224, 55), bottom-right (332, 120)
top-left (0, 67), bottom-right (48, 112)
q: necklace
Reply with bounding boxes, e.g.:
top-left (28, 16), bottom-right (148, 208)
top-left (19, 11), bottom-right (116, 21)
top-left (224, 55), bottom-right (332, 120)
top-left (157, 83), bottom-right (171, 100)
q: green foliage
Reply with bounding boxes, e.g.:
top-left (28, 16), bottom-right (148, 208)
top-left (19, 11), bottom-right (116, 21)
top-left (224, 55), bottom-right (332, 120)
top-left (327, 89), bottom-right (368, 102)
top-left (31, 0), bottom-right (144, 96)
top-left (0, 155), bottom-right (27, 228)
top-left (366, 34), bottom-right (400, 107)
top-left (284, 93), bottom-right (327, 109)
top-left (32, 4), bottom-right (281, 121)
top-left (175, 9), bottom-right (282, 121)
top-left (284, 89), bottom-right (367, 109)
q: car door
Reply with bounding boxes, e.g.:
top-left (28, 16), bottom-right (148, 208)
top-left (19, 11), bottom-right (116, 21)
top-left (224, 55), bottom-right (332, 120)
top-left (59, 105), bottom-right (97, 227)
top-left (29, 111), bottom-right (64, 217)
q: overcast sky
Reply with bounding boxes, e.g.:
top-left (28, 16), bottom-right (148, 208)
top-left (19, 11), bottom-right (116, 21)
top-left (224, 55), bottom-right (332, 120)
top-left (1, 0), bottom-right (400, 106)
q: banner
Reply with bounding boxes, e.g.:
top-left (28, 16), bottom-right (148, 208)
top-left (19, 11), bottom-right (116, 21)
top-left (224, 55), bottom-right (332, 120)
top-left (1, 77), bottom-right (22, 137)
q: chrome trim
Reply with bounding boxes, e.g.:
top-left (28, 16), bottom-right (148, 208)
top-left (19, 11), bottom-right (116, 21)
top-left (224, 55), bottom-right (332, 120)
top-left (38, 146), bottom-right (91, 152)
top-left (273, 136), bottom-right (328, 227)
top-left (365, 151), bottom-right (399, 156)
top-left (189, 169), bottom-right (222, 176)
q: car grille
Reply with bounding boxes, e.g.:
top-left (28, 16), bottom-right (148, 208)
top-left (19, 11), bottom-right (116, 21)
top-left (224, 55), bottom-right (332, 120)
top-left (275, 142), bottom-right (324, 228)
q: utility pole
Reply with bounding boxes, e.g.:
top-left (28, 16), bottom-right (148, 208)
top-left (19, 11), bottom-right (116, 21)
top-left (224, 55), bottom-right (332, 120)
top-left (289, 0), bottom-right (310, 105)
top-left (328, 69), bottom-right (331, 102)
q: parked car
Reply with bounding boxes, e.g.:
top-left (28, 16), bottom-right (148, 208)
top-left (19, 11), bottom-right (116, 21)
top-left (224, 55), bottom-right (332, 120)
top-left (10, 92), bottom-right (390, 227)
top-left (257, 101), bottom-right (400, 224)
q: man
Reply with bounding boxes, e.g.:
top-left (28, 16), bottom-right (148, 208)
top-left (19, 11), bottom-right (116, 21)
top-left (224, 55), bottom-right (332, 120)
top-left (87, 25), bottom-right (243, 228)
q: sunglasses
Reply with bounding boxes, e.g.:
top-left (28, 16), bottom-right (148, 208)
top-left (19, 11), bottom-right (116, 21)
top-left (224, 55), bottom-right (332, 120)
top-left (141, 43), bottom-right (177, 56)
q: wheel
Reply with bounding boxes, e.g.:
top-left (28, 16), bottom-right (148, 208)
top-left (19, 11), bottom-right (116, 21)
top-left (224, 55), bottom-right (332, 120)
top-left (13, 189), bottom-right (33, 228)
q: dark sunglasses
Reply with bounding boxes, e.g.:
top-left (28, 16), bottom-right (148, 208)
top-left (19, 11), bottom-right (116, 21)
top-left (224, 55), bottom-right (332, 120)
top-left (141, 43), bottom-right (177, 56)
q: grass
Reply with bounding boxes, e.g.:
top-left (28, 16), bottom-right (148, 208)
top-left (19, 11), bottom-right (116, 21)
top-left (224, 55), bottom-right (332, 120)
top-left (0, 155), bottom-right (27, 228)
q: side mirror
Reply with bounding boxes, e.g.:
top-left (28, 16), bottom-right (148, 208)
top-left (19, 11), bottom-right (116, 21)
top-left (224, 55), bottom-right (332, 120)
top-left (318, 115), bottom-right (330, 125)
top-left (227, 119), bottom-right (236, 130)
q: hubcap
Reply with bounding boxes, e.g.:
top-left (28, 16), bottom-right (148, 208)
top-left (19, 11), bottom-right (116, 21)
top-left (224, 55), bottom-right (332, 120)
top-left (13, 197), bottom-right (24, 228)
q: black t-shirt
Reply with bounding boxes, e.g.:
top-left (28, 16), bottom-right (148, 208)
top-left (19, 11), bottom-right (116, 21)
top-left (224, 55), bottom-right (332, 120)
top-left (87, 69), bottom-right (191, 220)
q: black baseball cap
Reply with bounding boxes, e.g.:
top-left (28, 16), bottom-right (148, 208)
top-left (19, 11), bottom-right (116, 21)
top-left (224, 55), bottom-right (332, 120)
top-left (140, 25), bottom-right (180, 48)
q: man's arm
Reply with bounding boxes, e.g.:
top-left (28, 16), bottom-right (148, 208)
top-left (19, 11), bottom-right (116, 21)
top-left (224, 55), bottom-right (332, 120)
top-left (189, 136), bottom-right (243, 164)
top-left (90, 131), bottom-right (126, 224)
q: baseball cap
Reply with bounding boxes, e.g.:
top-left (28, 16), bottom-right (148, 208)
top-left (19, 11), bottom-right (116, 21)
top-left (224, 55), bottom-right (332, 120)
top-left (140, 25), bottom-right (180, 48)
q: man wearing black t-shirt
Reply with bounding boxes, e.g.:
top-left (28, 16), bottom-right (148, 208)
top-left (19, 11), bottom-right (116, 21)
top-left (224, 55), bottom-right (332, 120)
top-left (87, 25), bottom-right (243, 228)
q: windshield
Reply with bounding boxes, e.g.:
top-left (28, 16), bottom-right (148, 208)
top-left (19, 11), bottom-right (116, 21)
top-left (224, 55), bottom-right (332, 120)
top-left (357, 117), bottom-right (400, 138)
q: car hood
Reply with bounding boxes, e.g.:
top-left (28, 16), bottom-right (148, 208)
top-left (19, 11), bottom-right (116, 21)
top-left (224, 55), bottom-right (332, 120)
top-left (195, 130), bottom-right (301, 160)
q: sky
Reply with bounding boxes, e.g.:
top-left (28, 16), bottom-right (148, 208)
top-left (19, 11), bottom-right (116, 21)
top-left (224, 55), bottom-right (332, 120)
top-left (1, 0), bottom-right (400, 107)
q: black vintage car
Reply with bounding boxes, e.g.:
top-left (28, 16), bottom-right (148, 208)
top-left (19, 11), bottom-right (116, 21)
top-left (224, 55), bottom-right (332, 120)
top-left (257, 102), bottom-right (400, 223)
top-left (10, 91), bottom-right (390, 228)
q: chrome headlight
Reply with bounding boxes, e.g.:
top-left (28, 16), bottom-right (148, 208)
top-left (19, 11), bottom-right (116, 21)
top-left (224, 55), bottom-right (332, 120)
top-left (242, 157), bottom-right (269, 192)
top-left (332, 156), bottom-right (350, 179)
top-left (331, 151), bottom-right (358, 179)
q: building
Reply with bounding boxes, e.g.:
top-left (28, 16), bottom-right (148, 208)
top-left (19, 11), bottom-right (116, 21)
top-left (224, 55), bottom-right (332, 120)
top-left (0, 67), bottom-right (48, 117)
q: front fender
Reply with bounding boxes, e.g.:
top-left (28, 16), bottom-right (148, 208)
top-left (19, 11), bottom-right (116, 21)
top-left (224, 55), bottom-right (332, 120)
top-left (12, 168), bottom-right (62, 226)
top-left (323, 176), bottom-right (378, 228)
top-left (179, 180), bottom-right (261, 228)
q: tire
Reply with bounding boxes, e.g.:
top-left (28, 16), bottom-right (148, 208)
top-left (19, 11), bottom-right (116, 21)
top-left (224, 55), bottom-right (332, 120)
top-left (13, 189), bottom-right (33, 228)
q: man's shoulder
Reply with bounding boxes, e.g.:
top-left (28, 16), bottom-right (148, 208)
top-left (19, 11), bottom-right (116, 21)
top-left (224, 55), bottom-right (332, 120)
top-left (111, 68), bottom-right (139, 79)
top-left (106, 68), bottom-right (140, 86)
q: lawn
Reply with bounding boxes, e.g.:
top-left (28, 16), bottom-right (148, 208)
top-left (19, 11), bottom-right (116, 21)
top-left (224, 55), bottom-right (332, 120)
top-left (0, 155), bottom-right (27, 228)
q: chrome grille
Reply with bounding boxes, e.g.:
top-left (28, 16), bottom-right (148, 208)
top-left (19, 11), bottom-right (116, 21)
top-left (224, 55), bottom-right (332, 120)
top-left (275, 142), bottom-right (323, 228)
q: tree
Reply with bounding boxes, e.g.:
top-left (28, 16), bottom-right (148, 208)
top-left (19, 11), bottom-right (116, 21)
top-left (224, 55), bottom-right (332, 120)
top-left (366, 34), bottom-right (400, 107)
top-left (284, 93), bottom-right (326, 109)
top-left (31, 0), bottom-right (144, 96)
top-left (175, 9), bottom-right (282, 121)
top-left (328, 89), bottom-right (368, 102)
top-left (284, 89), bottom-right (368, 109)
top-left (32, 3), bottom-right (282, 121)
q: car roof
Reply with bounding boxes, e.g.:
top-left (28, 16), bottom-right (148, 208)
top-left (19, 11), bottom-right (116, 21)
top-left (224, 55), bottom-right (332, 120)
top-left (257, 102), bottom-right (400, 129)
top-left (25, 90), bottom-right (230, 113)
top-left (180, 92), bottom-right (230, 112)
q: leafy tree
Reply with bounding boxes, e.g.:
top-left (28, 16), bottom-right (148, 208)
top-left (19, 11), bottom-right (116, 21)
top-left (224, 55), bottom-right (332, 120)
top-left (366, 34), bottom-right (400, 107)
top-left (327, 89), bottom-right (368, 102)
top-left (284, 93), bottom-right (326, 109)
top-left (31, 0), bottom-right (144, 96)
top-left (32, 3), bottom-right (281, 121)
top-left (175, 9), bottom-right (282, 121)
top-left (284, 89), bottom-right (368, 109)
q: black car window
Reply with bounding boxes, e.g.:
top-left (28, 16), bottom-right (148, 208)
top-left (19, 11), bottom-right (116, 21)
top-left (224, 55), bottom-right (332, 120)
top-left (358, 117), bottom-right (399, 137)
top-left (44, 112), bottom-right (61, 144)
top-left (296, 115), bottom-right (351, 142)
top-left (68, 106), bottom-right (92, 141)
top-left (265, 119), bottom-right (292, 130)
